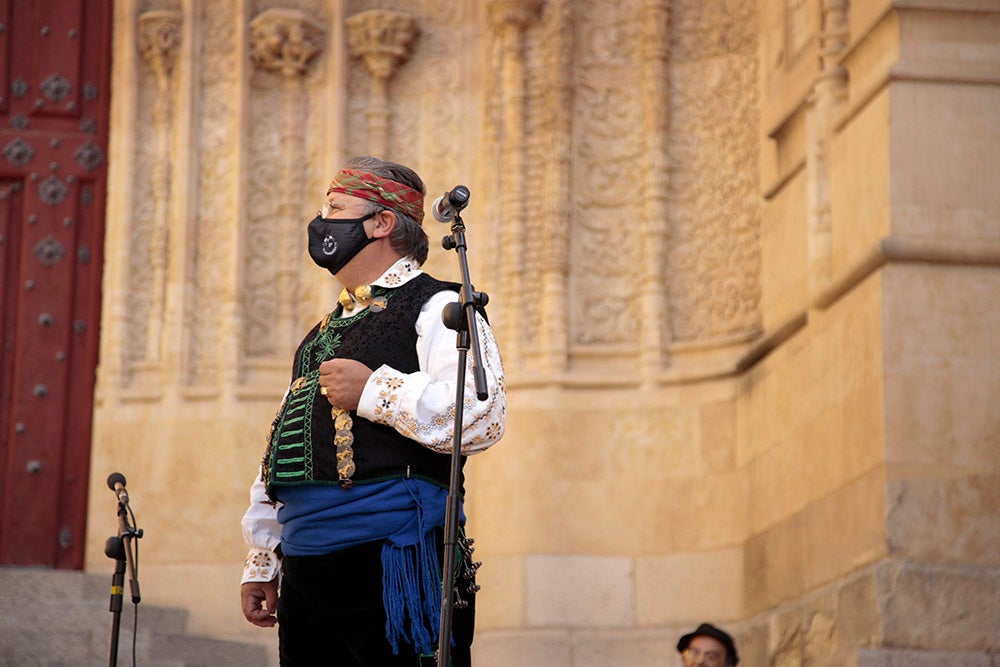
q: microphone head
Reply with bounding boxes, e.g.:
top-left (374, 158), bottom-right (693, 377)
top-left (107, 472), bottom-right (127, 490)
top-left (432, 194), bottom-right (454, 223)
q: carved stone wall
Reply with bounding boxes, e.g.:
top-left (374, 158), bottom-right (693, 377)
top-left (482, 0), bottom-right (763, 384)
top-left (123, 10), bottom-right (182, 380)
top-left (667, 0), bottom-right (761, 346)
top-left (187, 1), bottom-right (238, 388)
top-left (245, 7), bottom-right (326, 366)
top-left (566, 2), bottom-right (647, 354)
top-left (88, 1), bottom-right (999, 665)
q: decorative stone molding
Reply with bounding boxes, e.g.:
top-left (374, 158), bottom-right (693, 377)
top-left (346, 9), bottom-right (419, 157)
top-left (485, 0), bottom-right (541, 370)
top-left (247, 9), bottom-right (327, 358)
top-left (567, 2), bottom-right (649, 355)
top-left (806, 0), bottom-right (849, 297)
top-left (533, 0), bottom-right (573, 378)
top-left (665, 0), bottom-right (761, 348)
top-left (249, 8), bottom-right (325, 77)
top-left (136, 10), bottom-right (183, 368)
top-left (346, 10), bottom-right (418, 81)
top-left (137, 10), bottom-right (182, 79)
top-left (488, 0), bottom-right (544, 30)
top-left (637, 0), bottom-right (672, 378)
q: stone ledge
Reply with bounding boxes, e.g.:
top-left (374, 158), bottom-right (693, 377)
top-left (858, 647), bottom-right (998, 667)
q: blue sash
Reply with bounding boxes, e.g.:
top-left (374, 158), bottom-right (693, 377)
top-left (277, 478), bottom-right (460, 654)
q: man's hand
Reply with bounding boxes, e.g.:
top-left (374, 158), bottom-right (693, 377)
top-left (318, 358), bottom-right (373, 410)
top-left (241, 579), bottom-right (278, 628)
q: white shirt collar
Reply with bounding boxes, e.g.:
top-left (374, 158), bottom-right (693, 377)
top-left (370, 256), bottom-right (423, 289)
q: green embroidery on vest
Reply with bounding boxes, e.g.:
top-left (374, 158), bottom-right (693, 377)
top-left (265, 286), bottom-right (399, 491)
top-left (268, 371), bottom-right (321, 483)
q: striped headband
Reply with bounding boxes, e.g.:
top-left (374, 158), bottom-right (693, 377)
top-left (326, 169), bottom-right (425, 223)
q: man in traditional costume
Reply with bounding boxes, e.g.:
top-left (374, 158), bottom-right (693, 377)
top-left (239, 156), bottom-right (506, 665)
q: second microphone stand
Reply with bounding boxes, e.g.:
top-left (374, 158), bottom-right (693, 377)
top-left (105, 487), bottom-right (143, 667)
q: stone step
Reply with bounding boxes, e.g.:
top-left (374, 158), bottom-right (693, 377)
top-left (150, 632), bottom-right (272, 667)
top-left (0, 567), bottom-right (267, 667)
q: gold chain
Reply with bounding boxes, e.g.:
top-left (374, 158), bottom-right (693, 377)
top-left (332, 405), bottom-right (356, 489)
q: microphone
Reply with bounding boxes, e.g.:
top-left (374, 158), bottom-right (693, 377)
top-left (431, 185), bottom-right (471, 223)
top-left (107, 472), bottom-right (130, 505)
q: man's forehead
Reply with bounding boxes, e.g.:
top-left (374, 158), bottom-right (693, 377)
top-left (325, 191), bottom-right (365, 206)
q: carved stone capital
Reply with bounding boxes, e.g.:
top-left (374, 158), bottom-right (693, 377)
top-left (639, 0), bottom-right (671, 62)
top-left (488, 0), bottom-right (543, 31)
top-left (137, 10), bottom-right (183, 78)
top-left (249, 9), bottom-right (326, 77)
top-left (345, 10), bottom-right (419, 81)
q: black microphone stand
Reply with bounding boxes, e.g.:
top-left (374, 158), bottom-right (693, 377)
top-left (436, 190), bottom-right (490, 666)
top-left (105, 486), bottom-right (143, 666)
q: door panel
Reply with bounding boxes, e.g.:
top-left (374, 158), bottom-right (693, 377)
top-left (0, 0), bottom-right (112, 568)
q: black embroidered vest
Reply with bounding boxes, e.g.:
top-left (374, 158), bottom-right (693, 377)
top-left (262, 273), bottom-right (464, 496)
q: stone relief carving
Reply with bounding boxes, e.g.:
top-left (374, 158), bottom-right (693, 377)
top-left (667, 0), bottom-right (761, 345)
top-left (245, 9), bottom-right (326, 363)
top-left (250, 8), bottom-right (325, 77)
top-left (531, 0), bottom-right (573, 376)
top-left (243, 78), bottom-right (284, 361)
top-left (188, 0), bottom-right (241, 385)
top-left (136, 10), bottom-right (182, 369)
top-left (385, 3), bottom-right (460, 175)
top-left (137, 10), bottom-right (183, 79)
top-left (346, 9), bottom-right (418, 159)
top-left (486, 0), bottom-right (542, 368)
top-left (486, 0), bottom-right (761, 376)
top-left (670, 0), bottom-right (756, 70)
top-left (567, 2), bottom-right (646, 349)
top-left (125, 97), bottom-right (155, 371)
top-left (116, 0), bottom-right (763, 389)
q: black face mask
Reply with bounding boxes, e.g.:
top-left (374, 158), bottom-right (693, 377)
top-left (307, 211), bottom-right (378, 275)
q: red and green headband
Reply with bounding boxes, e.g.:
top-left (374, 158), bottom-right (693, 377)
top-left (326, 169), bottom-right (425, 223)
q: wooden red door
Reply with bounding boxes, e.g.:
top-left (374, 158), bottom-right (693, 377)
top-left (0, 0), bottom-right (112, 568)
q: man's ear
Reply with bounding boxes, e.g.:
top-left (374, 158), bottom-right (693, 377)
top-left (371, 209), bottom-right (397, 238)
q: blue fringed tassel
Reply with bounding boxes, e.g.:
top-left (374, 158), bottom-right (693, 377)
top-left (382, 530), bottom-right (443, 655)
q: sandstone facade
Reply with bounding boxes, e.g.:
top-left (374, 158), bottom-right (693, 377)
top-left (86, 1), bottom-right (999, 664)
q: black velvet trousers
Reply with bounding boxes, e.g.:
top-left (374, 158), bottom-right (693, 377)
top-left (277, 536), bottom-right (475, 666)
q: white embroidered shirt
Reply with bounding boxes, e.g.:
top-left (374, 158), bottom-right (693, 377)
top-left (240, 257), bottom-right (506, 583)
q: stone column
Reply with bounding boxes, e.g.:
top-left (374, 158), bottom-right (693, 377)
top-left (638, 0), bottom-right (671, 381)
top-left (488, 0), bottom-right (542, 371)
top-left (249, 8), bottom-right (325, 352)
top-left (806, 0), bottom-right (848, 300)
top-left (136, 10), bottom-right (182, 367)
top-left (345, 10), bottom-right (419, 158)
top-left (537, 0), bottom-right (572, 378)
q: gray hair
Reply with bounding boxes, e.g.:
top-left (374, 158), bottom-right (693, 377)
top-left (344, 155), bottom-right (429, 265)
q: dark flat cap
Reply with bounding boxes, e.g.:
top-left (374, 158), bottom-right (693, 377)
top-left (676, 623), bottom-right (739, 665)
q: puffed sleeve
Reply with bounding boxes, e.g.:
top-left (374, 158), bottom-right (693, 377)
top-left (356, 289), bottom-right (506, 454)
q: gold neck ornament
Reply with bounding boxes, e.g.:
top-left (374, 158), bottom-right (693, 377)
top-left (338, 284), bottom-right (373, 312)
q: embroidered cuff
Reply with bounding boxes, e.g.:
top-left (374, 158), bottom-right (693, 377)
top-left (364, 365), bottom-right (408, 428)
top-left (242, 547), bottom-right (279, 584)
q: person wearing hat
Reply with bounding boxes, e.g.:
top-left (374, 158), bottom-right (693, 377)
top-left (677, 622), bottom-right (740, 666)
